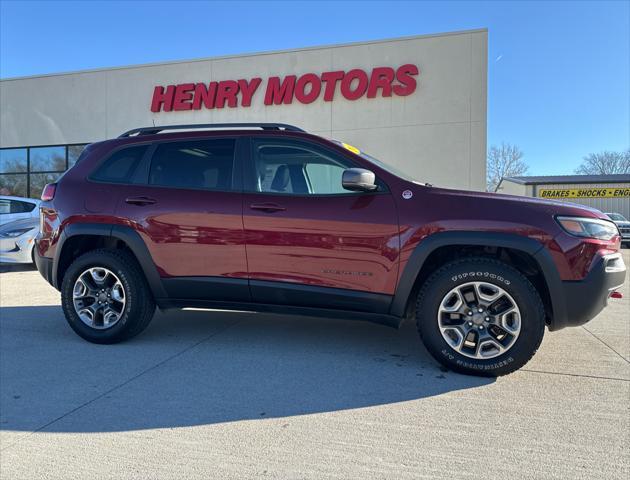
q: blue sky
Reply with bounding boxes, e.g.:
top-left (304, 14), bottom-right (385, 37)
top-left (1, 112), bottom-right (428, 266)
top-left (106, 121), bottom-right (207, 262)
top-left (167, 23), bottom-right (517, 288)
top-left (1, 0), bottom-right (628, 175)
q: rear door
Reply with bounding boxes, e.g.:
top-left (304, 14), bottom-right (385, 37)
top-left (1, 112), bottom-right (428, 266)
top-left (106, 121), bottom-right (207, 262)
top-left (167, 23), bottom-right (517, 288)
top-left (111, 136), bottom-right (249, 302)
top-left (242, 136), bottom-right (400, 313)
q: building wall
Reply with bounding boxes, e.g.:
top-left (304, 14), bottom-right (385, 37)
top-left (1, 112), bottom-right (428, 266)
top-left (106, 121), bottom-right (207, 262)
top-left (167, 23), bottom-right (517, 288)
top-left (0, 29), bottom-right (487, 191)
top-left (500, 180), bottom-right (630, 219)
top-left (496, 181), bottom-right (528, 196)
top-left (534, 182), bottom-right (630, 219)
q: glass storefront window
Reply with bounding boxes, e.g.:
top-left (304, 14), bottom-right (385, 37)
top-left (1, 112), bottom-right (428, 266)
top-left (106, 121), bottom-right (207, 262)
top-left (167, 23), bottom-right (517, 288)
top-left (30, 146), bottom-right (66, 172)
top-left (0, 173), bottom-right (28, 197)
top-left (68, 144), bottom-right (88, 168)
top-left (0, 144), bottom-right (89, 198)
top-left (0, 149), bottom-right (27, 173)
top-left (29, 172), bottom-right (63, 200)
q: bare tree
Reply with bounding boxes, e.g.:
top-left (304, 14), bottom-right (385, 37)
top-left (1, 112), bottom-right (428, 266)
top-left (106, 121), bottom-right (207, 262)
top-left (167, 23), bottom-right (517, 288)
top-left (486, 143), bottom-right (528, 192)
top-left (575, 150), bottom-right (630, 175)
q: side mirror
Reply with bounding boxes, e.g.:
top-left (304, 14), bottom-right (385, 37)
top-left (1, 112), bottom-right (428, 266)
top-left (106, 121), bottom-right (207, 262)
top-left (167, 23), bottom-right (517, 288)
top-left (342, 168), bottom-right (378, 192)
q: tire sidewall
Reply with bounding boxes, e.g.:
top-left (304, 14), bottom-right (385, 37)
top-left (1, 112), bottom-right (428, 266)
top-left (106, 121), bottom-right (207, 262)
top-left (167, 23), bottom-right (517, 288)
top-left (61, 252), bottom-right (139, 343)
top-left (417, 260), bottom-right (545, 375)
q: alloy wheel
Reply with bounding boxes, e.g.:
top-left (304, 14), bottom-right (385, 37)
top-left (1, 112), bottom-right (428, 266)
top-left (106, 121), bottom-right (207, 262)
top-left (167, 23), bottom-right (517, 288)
top-left (437, 281), bottom-right (521, 359)
top-left (72, 267), bottom-right (126, 329)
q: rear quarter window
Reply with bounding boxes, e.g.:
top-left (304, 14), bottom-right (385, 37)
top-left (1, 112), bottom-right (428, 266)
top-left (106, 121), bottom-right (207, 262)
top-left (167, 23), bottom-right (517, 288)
top-left (90, 145), bottom-right (148, 184)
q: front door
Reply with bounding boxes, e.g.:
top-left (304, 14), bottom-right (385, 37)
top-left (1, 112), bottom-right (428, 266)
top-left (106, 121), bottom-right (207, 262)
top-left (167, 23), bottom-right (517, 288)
top-left (114, 136), bottom-right (248, 302)
top-left (242, 136), bottom-right (399, 313)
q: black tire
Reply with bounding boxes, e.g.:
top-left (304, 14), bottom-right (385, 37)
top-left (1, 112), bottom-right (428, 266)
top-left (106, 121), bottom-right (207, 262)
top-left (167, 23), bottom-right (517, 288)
top-left (61, 249), bottom-right (156, 344)
top-left (415, 257), bottom-right (545, 376)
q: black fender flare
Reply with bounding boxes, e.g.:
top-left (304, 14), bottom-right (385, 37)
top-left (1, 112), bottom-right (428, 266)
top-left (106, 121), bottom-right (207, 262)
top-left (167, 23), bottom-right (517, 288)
top-left (389, 231), bottom-right (566, 327)
top-left (53, 223), bottom-right (166, 299)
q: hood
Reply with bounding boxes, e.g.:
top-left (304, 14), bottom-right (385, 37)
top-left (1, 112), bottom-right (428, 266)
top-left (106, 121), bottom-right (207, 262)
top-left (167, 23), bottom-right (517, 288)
top-left (427, 186), bottom-right (608, 219)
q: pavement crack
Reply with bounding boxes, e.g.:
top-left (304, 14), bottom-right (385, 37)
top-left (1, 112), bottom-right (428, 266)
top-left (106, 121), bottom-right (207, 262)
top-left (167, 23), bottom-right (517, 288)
top-left (521, 368), bottom-right (630, 382)
top-left (0, 319), bottom-right (241, 452)
top-left (581, 325), bottom-right (630, 364)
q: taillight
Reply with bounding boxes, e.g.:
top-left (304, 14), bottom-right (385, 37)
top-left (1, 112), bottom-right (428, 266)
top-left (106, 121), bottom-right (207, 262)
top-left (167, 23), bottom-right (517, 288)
top-left (41, 183), bottom-right (56, 201)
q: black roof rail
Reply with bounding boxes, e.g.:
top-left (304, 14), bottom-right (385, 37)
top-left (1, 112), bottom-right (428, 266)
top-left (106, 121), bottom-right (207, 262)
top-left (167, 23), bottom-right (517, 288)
top-left (118, 123), bottom-right (305, 138)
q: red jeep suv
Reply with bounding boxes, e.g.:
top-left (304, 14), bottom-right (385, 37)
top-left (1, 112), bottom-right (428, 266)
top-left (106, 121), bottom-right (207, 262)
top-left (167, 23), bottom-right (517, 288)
top-left (34, 123), bottom-right (626, 376)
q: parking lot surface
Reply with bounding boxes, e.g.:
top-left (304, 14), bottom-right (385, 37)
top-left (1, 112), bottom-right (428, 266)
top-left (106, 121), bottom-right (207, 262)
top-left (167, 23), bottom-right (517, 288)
top-left (1, 251), bottom-right (629, 480)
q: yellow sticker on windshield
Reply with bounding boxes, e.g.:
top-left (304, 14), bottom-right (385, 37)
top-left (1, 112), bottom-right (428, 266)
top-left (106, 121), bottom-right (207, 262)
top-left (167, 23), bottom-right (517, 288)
top-left (341, 142), bottom-right (361, 155)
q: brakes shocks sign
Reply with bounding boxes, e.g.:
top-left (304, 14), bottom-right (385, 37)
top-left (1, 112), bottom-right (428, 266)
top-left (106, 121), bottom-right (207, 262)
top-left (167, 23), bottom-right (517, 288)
top-left (150, 64), bottom-right (419, 112)
top-left (539, 188), bottom-right (630, 199)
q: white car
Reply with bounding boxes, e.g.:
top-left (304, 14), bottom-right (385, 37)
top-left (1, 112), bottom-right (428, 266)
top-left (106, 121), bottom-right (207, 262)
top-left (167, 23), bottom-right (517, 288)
top-left (0, 217), bottom-right (39, 264)
top-left (0, 195), bottom-right (40, 226)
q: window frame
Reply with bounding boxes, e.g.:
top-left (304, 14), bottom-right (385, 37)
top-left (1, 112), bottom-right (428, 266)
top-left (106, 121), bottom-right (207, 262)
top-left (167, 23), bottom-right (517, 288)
top-left (244, 136), bottom-right (389, 197)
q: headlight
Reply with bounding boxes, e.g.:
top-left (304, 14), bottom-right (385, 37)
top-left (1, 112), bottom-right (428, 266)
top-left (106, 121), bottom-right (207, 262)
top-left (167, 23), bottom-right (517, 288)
top-left (556, 216), bottom-right (619, 240)
top-left (0, 228), bottom-right (34, 238)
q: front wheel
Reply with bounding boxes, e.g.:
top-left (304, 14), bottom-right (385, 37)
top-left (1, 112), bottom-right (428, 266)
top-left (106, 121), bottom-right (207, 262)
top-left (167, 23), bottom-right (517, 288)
top-left (415, 257), bottom-right (545, 376)
top-left (61, 249), bottom-right (156, 344)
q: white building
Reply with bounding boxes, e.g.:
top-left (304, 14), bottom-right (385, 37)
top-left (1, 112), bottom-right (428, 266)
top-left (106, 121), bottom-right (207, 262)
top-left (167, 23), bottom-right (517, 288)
top-left (0, 29), bottom-right (488, 198)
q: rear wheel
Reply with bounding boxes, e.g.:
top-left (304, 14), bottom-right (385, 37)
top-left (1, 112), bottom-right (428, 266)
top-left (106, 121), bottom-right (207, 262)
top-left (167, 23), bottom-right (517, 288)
top-left (415, 257), bottom-right (545, 376)
top-left (61, 249), bottom-right (155, 344)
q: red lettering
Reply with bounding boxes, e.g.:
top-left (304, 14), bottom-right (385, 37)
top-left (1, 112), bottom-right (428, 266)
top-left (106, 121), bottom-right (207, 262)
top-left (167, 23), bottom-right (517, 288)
top-left (192, 82), bottom-right (217, 110)
top-left (340, 69), bottom-right (369, 101)
top-left (215, 80), bottom-right (239, 108)
top-left (173, 83), bottom-right (194, 111)
top-left (264, 76), bottom-right (296, 105)
top-left (238, 78), bottom-right (262, 107)
top-left (393, 64), bottom-right (419, 96)
top-left (151, 85), bottom-right (175, 112)
top-left (295, 73), bottom-right (321, 104)
top-left (321, 71), bottom-right (344, 101)
top-left (151, 65), bottom-right (419, 111)
top-left (367, 67), bottom-right (394, 98)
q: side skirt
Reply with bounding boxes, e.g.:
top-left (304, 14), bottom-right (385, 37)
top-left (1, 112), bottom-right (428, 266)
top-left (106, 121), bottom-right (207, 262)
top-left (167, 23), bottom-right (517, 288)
top-left (155, 298), bottom-right (402, 328)
top-left (158, 276), bottom-right (400, 328)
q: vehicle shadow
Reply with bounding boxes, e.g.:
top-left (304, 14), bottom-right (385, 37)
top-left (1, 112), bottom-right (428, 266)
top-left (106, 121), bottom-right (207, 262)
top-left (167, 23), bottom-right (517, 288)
top-left (0, 263), bottom-right (36, 273)
top-left (0, 305), bottom-right (494, 433)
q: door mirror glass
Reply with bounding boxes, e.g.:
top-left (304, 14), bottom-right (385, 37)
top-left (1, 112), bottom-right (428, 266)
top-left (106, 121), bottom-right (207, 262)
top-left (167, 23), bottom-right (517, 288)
top-left (342, 168), bottom-right (377, 192)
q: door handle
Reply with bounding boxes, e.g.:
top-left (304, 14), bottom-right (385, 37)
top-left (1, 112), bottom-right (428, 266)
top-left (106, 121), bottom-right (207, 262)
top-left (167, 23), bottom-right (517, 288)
top-left (125, 196), bottom-right (157, 206)
top-left (249, 203), bottom-right (286, 213)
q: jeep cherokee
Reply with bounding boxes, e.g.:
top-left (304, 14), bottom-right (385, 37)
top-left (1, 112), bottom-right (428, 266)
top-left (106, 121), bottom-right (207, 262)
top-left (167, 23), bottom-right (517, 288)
top-left (34, 123), bottom-right (626, 376)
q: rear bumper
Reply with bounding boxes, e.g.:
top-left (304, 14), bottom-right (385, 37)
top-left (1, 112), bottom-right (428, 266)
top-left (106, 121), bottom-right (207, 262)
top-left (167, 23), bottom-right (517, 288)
top-left (34, 244), bottom-right (55, 289)
top-left (549, 252), bottom-right (626, 331)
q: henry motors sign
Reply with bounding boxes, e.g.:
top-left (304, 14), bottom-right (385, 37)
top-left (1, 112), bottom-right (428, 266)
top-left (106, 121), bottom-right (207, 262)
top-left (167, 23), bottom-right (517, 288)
top-left (150, 64), bottom-right (419, 112)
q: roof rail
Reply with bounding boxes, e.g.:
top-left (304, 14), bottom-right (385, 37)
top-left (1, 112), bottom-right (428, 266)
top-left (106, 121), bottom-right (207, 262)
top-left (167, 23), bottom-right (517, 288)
top-left (118, 123), bottom-right (305, 138)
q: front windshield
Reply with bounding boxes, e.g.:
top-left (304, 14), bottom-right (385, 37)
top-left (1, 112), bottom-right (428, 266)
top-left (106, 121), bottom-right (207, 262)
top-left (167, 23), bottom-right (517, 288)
top-left (607, 213), bottom-right (627, 222)
top-left (331, 140), bottom-right (419, 183)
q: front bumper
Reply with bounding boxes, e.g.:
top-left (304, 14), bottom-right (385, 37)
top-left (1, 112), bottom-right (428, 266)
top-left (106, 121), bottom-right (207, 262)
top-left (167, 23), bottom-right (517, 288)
top-left (550, 252), bottom-right (626, 330)
top-left (0, 234), bottom-right (36, 264)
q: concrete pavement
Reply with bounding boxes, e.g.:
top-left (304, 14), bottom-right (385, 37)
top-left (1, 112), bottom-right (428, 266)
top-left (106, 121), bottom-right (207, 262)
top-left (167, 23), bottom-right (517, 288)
top-left (0, 251), bottom-right (628, 479)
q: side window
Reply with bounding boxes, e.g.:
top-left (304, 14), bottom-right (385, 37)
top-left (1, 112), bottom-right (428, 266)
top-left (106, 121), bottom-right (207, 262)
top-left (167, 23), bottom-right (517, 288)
top-left (91, 145), bottom-right (148, 184)
top-left (149, 139), bottom-right (235, 191)
top-left (252, 139), bottom-right (355, 195)
top-left (13, 200), bottom-right (36, 213)
top-left (0, 199), bottom-right (10, 214)
top-left (0, 199), bottom-right (35, 214)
